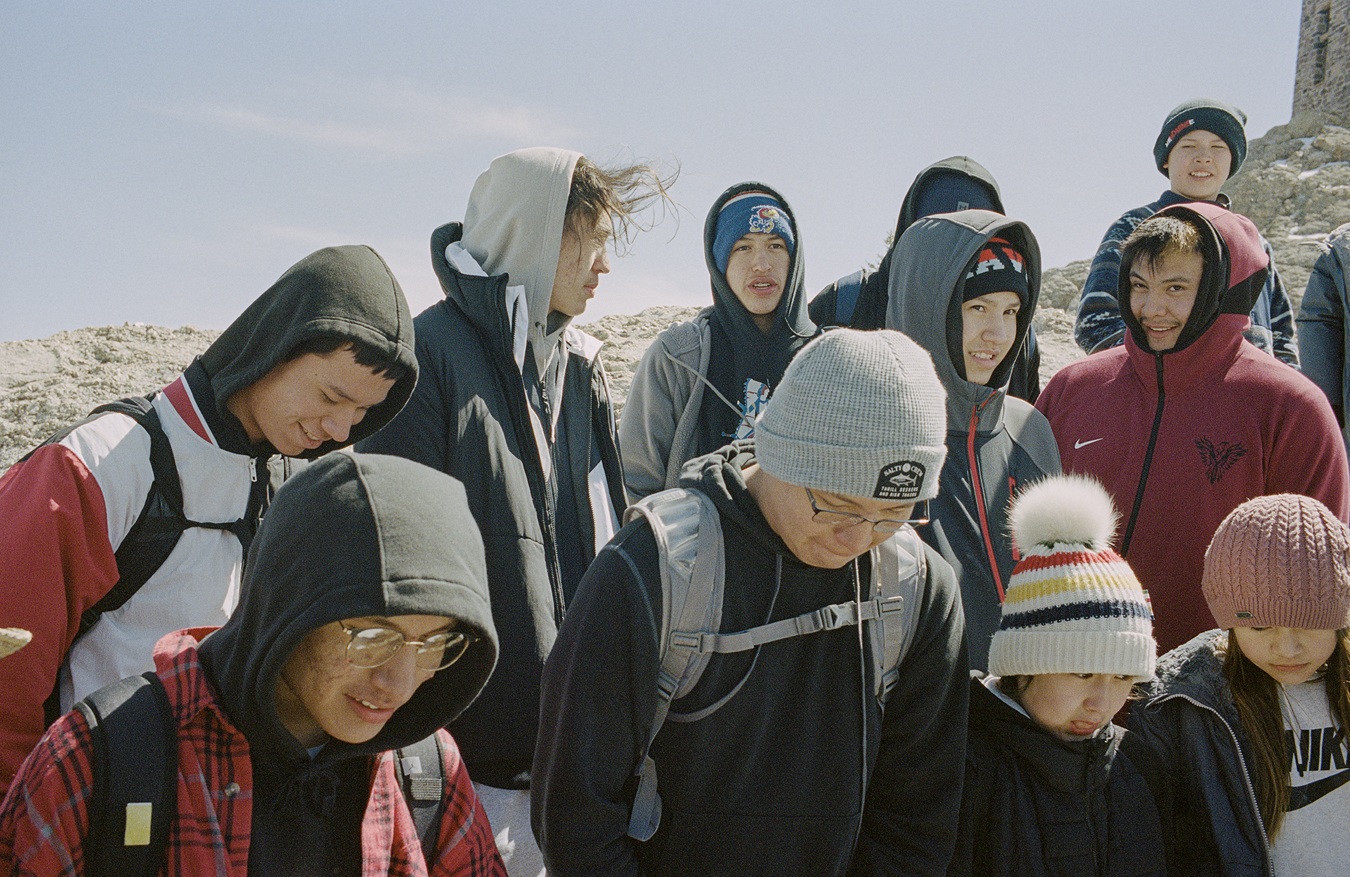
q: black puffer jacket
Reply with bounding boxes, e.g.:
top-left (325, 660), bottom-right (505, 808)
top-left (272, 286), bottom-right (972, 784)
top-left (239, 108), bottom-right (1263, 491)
top-left (951, 675), bottom-right (1169, 877)
top-left (1130, 632), bottom-right (1272, 876)
top-left (358, 222), bottom-right (626, 787)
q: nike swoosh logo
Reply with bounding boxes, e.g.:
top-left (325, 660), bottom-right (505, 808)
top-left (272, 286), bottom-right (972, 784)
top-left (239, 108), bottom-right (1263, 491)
top-left (1289, 770), bottom-right (1350, 810)
top-left (1074, 438), bottom-right (1104, 449)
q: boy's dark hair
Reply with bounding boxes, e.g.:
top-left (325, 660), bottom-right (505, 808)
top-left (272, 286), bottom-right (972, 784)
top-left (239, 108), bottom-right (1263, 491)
top-left (563, 156), bottom-right (678, 255)
top-left (1120, 213), bottom-right (1205, 279)
top-left (284, 334), bottom-right (411, 385)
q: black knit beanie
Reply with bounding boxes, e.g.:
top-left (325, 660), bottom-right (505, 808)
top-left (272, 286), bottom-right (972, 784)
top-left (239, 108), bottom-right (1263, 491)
top-left (1153, 97), bottom-right (1248, 176)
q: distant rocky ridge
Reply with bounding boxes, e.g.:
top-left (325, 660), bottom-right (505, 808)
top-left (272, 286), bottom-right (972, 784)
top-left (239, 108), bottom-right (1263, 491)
top-left (3, 121), bottom-right (1347, 472)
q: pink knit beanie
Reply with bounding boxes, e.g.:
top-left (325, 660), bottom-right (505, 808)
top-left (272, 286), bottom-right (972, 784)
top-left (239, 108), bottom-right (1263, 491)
top-left (1201, 494), bottom-right (1350, 630)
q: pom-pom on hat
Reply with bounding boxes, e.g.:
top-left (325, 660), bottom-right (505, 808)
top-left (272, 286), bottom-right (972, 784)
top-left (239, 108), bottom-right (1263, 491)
top-left (987, 475), bottom-right (1156, 680)
top-left (754, 328), bottom-right (947, 502)
top-left (712, 191), bottom-right (796, 274)
top-left (1201, 493), bottom-right (1350, 630)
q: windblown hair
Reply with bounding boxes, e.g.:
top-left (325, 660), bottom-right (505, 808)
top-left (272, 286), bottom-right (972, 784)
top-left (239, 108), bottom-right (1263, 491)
top-left (1222, 627), bottom-right (1350, 837)
top-left (1121, 213), bottom-right (1203, 277)
top-left (563, 155), bottom-right (679, 255)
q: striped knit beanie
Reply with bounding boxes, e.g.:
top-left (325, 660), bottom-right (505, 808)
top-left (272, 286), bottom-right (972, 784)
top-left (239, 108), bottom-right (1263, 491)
top-left (1201, 494), bottom-right (1350, 630)
top-left (988, 475), bottom-right (1156, 680)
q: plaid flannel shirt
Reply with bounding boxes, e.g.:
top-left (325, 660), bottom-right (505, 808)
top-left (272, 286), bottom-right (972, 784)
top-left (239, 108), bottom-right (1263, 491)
top-left (0, 630), bottom-right (505, 877)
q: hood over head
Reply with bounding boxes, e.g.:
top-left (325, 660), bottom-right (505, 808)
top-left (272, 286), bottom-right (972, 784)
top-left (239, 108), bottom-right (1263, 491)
top-left (886, 209), bottom-right (1041, 416)
top-left (703, 181), bottom-right (814, 341)
top-left (1118, 201), bottom-right (1268, 355)
top-left (199, 245), bottom-right (417, 458)
top-left (197, 450), bottom-right (497, 764)
top-left (460, 146), bottom-right (582, 375)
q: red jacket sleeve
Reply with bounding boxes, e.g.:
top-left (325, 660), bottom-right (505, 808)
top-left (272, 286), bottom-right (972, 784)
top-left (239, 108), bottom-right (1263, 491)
top-left (0, 445), bottom-right (119, 793)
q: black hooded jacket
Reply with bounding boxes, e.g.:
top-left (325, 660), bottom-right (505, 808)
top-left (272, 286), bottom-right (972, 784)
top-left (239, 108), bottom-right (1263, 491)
top-left (197, 451), bottom-right (498, 875)
top-left (808, 157), bottom-right (1042, 402)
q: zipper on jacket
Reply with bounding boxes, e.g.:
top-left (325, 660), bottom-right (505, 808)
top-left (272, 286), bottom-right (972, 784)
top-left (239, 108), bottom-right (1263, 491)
top-left (1158, 692), bottom-right (1275, 876)
top-left (967, 394), bottom-right (1006, 601)
top-left (1121, 354), bottom-right (1166, 555)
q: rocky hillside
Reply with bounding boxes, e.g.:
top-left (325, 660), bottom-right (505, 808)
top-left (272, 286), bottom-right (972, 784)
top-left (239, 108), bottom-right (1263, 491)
top-left (3, 120), bottom-right (1347, 472)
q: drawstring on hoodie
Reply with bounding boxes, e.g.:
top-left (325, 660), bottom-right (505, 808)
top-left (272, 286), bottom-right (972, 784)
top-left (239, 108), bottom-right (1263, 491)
top-left (967, 392), bottom-right (1007, 601)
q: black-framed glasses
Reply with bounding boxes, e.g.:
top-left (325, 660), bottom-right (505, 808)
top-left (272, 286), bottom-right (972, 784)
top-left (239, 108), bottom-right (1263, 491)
top-left (339, 622), bottom-right (476, 671)
top-left (804, 488), bottom-right (929, 534)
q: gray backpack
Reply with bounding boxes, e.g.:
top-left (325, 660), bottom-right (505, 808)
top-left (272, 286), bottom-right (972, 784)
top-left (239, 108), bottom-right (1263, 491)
top-left (623, 487), bottom-right (925, 841)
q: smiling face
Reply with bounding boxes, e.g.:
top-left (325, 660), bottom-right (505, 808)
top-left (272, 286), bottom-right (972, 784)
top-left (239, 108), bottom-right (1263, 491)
top-left (274, 614), bottom-right (453, 748)
top-left (1233, 626), bottom-right (1339, 686)
top-left (723, 233), bottom-right (791, 334)
top-left (1014, 673), bottom-right (1134, 742)
top-left (226, 345), bottom-right (395, 455)
top-left (1128, 246), bottom-right (1205, 352)
top-left (1165, 129), bottom-right (1232, 201)
top-left (961, 290), bottom-right (1021, 385)
top-left (549, 213), bottom-right (613, 318)
top-left (747, 466), bottom-right (914, 569)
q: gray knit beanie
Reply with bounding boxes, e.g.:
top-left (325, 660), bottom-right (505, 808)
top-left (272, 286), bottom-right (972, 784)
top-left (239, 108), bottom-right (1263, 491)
top-left (1202, 494), bottom-right (1350, 630)
top-left (754, 328), bottom-right (947, 501)
top-left (1153, 97), bottom-right (1248, 177)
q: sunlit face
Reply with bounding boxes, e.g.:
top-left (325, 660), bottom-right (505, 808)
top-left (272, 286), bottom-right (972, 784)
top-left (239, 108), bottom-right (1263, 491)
top-left (1128, 247), bottom-right (1205, 352)
top-left (226, 346), bottom-right (395, 455)
top-left (274, 614), bottom-right (453, 748)
top-left (1164, 129), bottom-right (1232, 201)
top-left (1233, 626), bottom-right (1339, 685)
top-left (1015, 673), bottom-right (1135, 742)
top-left (961, 290), bottom-right (1021, 385)
top-left (550, 213), bottom-right (613, 318)
top-left (749, 466), bottom-right (914, 569)
top-left (723, 233), bottom-right (791, 334)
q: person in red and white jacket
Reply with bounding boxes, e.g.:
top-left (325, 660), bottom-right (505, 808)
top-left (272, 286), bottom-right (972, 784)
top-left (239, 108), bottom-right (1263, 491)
top-left (1037, 202), bottom-right (1349, 654)
top-left (0, 245), bottom-right (418, 793)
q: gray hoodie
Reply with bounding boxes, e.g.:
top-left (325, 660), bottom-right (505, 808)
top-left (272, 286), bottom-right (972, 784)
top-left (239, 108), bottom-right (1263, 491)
top-left (886, 210), bottom-right (1061, 671)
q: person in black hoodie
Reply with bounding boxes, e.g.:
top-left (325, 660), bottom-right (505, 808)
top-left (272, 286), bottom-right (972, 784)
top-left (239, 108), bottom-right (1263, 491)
top-left (0, 244), bottom-right (418, 793)
top-left (951, 474), bottom-right (1167, 877)
top-left (1, 451), bottom-right (505, 875)
top-left (809, 156), bottom-right (1042, 402)
top-left (620, 182), bottom-right (816, 501)
top-left (535, 329), bottom-right (968, 877)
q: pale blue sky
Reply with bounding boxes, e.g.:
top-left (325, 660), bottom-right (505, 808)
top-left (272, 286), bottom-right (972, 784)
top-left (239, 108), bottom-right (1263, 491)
top-left (1, 1), bottom-right (1304, 342)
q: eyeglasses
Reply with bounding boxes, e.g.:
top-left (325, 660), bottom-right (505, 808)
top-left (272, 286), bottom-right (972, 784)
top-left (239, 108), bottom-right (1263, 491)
top-left (339, 622), bottom-right (476, 671)
top-left (804, 488), bottom-right (929, 534)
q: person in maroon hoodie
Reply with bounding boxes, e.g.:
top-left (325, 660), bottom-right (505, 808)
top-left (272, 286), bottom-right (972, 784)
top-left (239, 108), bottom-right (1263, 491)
top-left (1036, 202), bottom-right (1349, 654)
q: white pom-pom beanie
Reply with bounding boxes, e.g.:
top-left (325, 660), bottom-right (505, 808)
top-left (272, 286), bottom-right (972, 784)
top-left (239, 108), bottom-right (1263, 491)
top-left (987, 474), bottom-right (1157, 680)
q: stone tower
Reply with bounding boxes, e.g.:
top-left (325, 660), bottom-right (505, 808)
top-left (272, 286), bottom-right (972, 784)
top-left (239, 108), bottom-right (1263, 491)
top-left (1293, 0), bottom-right (1350, 124)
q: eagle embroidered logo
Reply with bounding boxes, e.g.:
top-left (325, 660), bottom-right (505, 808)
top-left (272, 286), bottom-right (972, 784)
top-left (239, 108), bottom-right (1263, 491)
top-left (1195, 437), bottom-right (1247, 484)
top-left (747, 206), bottom-right (781, 235)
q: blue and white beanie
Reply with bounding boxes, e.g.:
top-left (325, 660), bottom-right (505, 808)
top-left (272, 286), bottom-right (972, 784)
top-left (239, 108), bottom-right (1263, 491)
top-left (713, 192), bottom-right (795, 273)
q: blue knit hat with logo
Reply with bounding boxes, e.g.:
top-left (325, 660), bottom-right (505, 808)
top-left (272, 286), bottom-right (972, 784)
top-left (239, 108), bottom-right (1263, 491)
top-left (1153, 97), bottom-right (1248, 177)
top-left (713, 192), bottom-right (796, 273)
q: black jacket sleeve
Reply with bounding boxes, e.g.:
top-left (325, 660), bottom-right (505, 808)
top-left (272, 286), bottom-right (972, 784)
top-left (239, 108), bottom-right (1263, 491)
top-left (849, 546), bottom-right (969, 877)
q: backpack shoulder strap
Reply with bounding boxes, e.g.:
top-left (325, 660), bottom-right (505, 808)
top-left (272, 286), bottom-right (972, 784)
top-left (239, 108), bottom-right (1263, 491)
top-left (621, 488), bottom-right (724, 841)
top-left (76, 671), bottom-right (177, 877)
top-left (833, 269), bottom-right (867, 326)
top-left (393, 733), bottom-right (446, 864)
top-left (870, 528), bottom-right (926, 705)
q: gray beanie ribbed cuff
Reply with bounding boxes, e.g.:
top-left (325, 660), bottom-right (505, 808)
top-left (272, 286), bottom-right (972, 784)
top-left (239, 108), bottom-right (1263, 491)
top-left (754, 328), bottom-right (947, 501)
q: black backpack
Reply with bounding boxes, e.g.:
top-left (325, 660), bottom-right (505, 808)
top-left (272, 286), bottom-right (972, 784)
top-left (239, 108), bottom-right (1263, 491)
top-left (76, 673), bottom-right (447, 876)
top-left (34, 395), bottom-right (265, 724)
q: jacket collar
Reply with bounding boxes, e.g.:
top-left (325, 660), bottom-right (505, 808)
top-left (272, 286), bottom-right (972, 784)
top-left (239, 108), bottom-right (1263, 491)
top-left (1125, 313), bottom-right (1249, 394)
